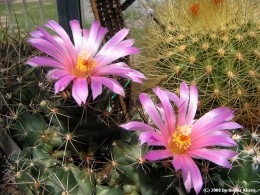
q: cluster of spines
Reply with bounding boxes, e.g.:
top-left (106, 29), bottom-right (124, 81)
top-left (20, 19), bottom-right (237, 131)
top-left (211, 127), bottom-right (260, 191)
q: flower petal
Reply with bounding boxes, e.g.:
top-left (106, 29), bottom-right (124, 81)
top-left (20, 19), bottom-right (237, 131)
top-left (189, 135), bottom-right (237, 150)
top-left (166, 91), bottom-right (181, 107)
top-left (139, 131), bottom-right (166, 146)
top-left (95, 47), bottom-right (140, 68)
top-left (90, 77), bottom-right (103, 100)
top-left (192, 107), bottom-right (235, 139)
top-left (93, 62), bottom-right (145, 83)
top-left (93, 76), bottom-right (125, 97)
top-left (186, 149), bottom-right (236, 168)
top-left (191, 122), bottom-right (242, 142)
top-left (28, 38), bottom-right (68, 64)
top-left (120, 121), bottom-right (155, 132)
top-left (153, 87), bottom-right (176, 135)
top-left (70, 20), bottom-right (83, 53)
top-left (36, 26), bottom-right (73, 64)
top-left (91, 26), bottom-right (107, 56)
top-left (139, 93), bottom-right (167, 134)
top-left (54, 75), bottom-right (75, 94)
top-left (98, 28), bottom-right (129, 55)
top-left (172, 155), bottom-right (203, 194)
top-left (184, 85), bottom-right (198, 124)
top-left (72, 78), bottom-right (89, 105)
top-left (86, 21), bottom-right (100, 51)
top-left (144, 150), bottom-right (172, 161)
top-left (178, 81), bottom-right (189, 126)
top-left (26, 57), bottom-right (63, 68)
top-left (47, 69), bottom-right (68, 79)
top-left (46, 20), bottom-right (75, 56)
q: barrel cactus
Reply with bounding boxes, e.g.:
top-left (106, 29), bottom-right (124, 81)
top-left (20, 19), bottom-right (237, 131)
top-left (137, 0), bottom-right (260, 126)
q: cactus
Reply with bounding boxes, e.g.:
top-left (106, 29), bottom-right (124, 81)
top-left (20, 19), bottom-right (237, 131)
top-left (210, 126), bottom-right (260, 193)
top-left (136, 0), bottom-right (260, 126)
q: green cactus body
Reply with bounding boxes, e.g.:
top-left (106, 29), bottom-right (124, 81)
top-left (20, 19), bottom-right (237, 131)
top-left (137, 0), bottom-right (260, 126)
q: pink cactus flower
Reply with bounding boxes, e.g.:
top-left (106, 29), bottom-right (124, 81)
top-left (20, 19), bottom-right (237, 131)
top-left (26, 20), bottom-right (145, 105)
top-left (120, 82), bottom-right (242, 194)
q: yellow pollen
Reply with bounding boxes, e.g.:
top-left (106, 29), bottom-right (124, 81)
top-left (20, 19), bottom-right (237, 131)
top-left (169, 125), bottom-right (192, 154)
top-left (73, 50), bottom-right (96, 77)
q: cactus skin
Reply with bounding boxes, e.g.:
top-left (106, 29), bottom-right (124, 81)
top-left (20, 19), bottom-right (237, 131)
top-left (137, 0), bottom-right (260, 126)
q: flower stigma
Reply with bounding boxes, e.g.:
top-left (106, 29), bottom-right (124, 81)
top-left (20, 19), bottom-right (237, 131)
top-left (169, 124), bottom-right (192, 154)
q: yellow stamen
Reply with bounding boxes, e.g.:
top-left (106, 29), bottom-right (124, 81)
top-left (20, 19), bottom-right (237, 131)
top-left (169, 125), bottom-right (192, 154)
top-left (73, 50), bottom-right (96, 77)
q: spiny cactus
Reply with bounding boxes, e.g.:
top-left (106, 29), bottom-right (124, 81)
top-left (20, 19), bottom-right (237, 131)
top-left (136, 0), bottom-right (260, 126)
top-left (211, 126), bottom-right (260, 194)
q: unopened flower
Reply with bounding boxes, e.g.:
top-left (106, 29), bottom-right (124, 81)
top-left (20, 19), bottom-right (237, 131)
top-left (26, 20), bottom-right (145, 105)
top-left (120, 82), bottom-right (242, 194)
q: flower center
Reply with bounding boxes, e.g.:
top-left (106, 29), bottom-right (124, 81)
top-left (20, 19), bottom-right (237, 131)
top-left (73, 50), bottom-right (96, 77)
top-left (169, 125), bottom-right (192, 154)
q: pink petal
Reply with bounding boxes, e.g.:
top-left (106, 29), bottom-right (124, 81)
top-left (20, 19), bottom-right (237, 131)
top-left (120, 121), bottom-right (155, 132)
top-left (184, 157), bottom-right (203, 194)
top-left (82, 29), bottom-right (90, 48)
top-left (184, 85), bottom-right (198, 124)
top-left (90, 77), bottom-right (103, 100)
top-left (46, 20), bottom-right (75, 57)
top-left (191, 122), bottom-right (242, 142)
top-left (178, 82), bottom-right (189, 126)
top-left (28, 38), bottom-right (67, 62)
top-left (98, 28), bottom-right (129, 55)
top-left (139, 93), bottom-right (167, 134)
top-left (93, 76), bottom-right (125, 97)
top-left (192, 107), bottom-right (235, 139)
top-left (190, 135), bottom-right (237, 150)
top-left (91, 26), bottom-right (107, 56)
top-left (70, 20), bottom-right (83, 52)
top-left (156, 104), bottom-right (166, 123)
top-left (93, 62), bottom-right (145, 83)
top-left (208, 122), bottom-right (243, 132)
top-left (153, 87), bottom-right (175, 135)
top-left (186, 149), bottom-right (236, 168)
top-left (37, 26), bottom-right (72, 60)
top-left (166, 91), bottom-right (181, 107)
top-left (172, 155), bottom-right (203, 194)
top-left (29, 30), bottom-right (43, 38)
top-left (26, 57), bottom-right (64, 68)
top-left (47, 69), bottom-right (68, 79)
top-left (95, 47), bottom-right (140, 68)
top-left (54, 75), bottom-right (75, 94)
top-left (114, 39), bottom-right (135, 48)
top-left (84, 21), bottom-right (107, 56)
top-left (139, 131), bottom-right (166, 146)
top-left (72, 78), bottom-right (89, 105)
top-left (172, 154), bottom-right (182, 170)
top-left (144, 150), bottom-right (172, 161)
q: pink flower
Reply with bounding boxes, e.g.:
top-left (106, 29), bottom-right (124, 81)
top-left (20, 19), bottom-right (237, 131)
top-left (120, 82), bottom-right (242, 194)
top-left (26, 20), bottom-right (145, 105)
